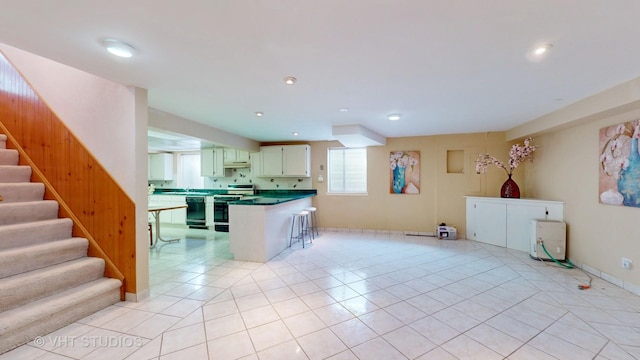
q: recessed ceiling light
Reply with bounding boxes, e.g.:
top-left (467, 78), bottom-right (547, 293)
top-left (292, 132), bottom-right (299, 136)
top-left (526, 43), bottom-right (553, 62)
top-left (388, 114), bottom-right (401, 121)
top-left (255, 111), bottom-right (263, 117)
top-left (534, 44), bottom-right (553, 56)
top-left (284, 76), bottom-right (297, 85)
top-left (339, 108), bottom-right (350, 112)
top-left (102, 38), bottom-right (136, 58)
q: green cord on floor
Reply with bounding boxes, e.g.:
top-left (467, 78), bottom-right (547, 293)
top-left (540, 243), bottom-right (574, 269)
top-left (540, 242), bottom-right (593, 289)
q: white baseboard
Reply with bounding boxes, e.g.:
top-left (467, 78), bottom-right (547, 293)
top-left (125, 289), bottom-right (150, 303)
top-left (581, 263), bottom-right (640, 296)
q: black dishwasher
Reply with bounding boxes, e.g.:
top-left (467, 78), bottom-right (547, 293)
top-left (186, 196), bottom-right (207, 229)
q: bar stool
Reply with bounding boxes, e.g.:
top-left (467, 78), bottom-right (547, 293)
top-left (305, 207), bottom-right (319, 237)
top-left (304, 210), bottom-right (315, 241)
top-left (290, 210), bottom-right (311, 248)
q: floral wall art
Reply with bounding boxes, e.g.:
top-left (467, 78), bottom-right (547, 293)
top-left (599, 119), bottom-right (640, 207)
top-left (390, 151), bottom-right (420, 194)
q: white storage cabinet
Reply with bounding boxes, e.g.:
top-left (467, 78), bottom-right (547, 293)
top-left (224, 148), bottom-right (250, 164)
top-left (201, 148), bottom-right (227, 177)
top-left (148, 195), bottom-right (186, 225)
top-left (205, 196), bottom-right (214, 227)
top-left (465, 196), bottom-right (564, 252)
top-left (258, 145), bottom-right (311, 177)
top-left (250, 152), bottom-right (262, 177)
top-left (148, 153), bottom-right (174, 181)
top-left (171, 196), bottom-right (187, 225)
top-left (260, 146), bottom-right (284, 176)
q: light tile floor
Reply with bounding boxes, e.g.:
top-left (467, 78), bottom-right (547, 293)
top-left (3, 228), bottom-right (640, 359)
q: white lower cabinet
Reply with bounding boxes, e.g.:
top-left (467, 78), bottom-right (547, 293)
top-left (205, 196), bottom-right (214, 227)
top-left (171, 196), bottom-right (186, 225)
top-left (148, 195), bottom-right (186, 225)
top-left (471, 201), bottom-right (507, 248)
top-left (466, 196), bottom-right (564, 252)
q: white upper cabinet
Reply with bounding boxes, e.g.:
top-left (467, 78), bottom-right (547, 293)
top-left (283, 145), bottom-right (310, 176)
top-left (259, 145), bottom-right (311, 177)
top-left (223, 148), bottom-right (251, 167)
top-left (250, 152), bottom-right (263, 177)
top-left (148, 153), bottom-right (174, 181)
top-left (260, 146), bottom-right (285, 176)
top-left (201, 148), bottom-right (227, 177)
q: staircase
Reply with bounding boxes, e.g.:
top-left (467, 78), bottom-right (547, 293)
top-left (0, 134), bottom-right (122, 353)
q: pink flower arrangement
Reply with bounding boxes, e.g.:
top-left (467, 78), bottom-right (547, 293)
top-left (390, 151), bottom-right (418, 171)
top-left (475, 137), bottom-right (537, 175)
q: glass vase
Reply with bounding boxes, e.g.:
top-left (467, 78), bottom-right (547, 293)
top-left (392, 166), bottom-right (405, 194)
top-left (500, 174), bottom-right (520, 198)
top-left (618, 137), bottom-right (640, 207)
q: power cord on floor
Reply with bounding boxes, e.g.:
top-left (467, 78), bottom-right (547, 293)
top-left (537, 241), bottom-right (593, 290)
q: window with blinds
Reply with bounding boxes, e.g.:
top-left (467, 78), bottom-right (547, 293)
top-left (328, 147), bottom-right (367, 194)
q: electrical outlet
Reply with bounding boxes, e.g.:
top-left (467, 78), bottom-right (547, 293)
top-left (622, 257), bottom-right (633, 269)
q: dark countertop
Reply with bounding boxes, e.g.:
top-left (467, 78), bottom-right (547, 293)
top-left (150, 189), bottom-right (225, 196)
top-left (151, 188), bottom-right (317, 205)
top-left (229, 192), bottom-right (316, 206)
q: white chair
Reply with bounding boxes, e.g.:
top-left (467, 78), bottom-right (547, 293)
top-left (290, 210), bottom-right (312, 248)
top-left (305, 207), bottom-right (319, 237)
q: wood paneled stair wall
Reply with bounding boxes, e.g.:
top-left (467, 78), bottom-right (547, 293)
top-left (0, 133), bottom-right (123, 353)
top-left (0, 51), bottom-right (135, 293)
top-left (0, 50), bottom-right (136, 350)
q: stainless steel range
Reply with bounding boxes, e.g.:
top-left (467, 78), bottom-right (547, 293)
top-left (213, 184), bottom-right (255, 232)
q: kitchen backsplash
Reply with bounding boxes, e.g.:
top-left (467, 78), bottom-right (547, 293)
top-left (149, 167), bottom-right (313, 190)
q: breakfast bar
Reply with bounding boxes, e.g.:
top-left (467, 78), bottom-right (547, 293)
top-left (228, 192), bottom-right (315, 262)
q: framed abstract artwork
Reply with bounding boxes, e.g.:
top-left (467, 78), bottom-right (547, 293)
top-left (599, 120), bottom-right (640, 207)
top-left (390, 151), bottom-right (420, 194)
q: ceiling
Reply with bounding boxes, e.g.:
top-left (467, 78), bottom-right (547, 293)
top-left (2, 1), bottom-right (640, 149)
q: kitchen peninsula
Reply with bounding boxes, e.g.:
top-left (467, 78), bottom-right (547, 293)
top-left (228, 190), bottom-right (316, 262)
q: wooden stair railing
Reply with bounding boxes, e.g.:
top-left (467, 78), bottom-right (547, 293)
top-left (0, 50), bottom-right (135, 300)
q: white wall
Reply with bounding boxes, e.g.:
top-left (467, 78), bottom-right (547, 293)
top-left (149, 108), bottom-right (260, 152)
top-left (134, 88), bottom-right (150, 300)
top-left (514, 78), bottom-right (640, 294)
top-left (0, 43), bottom-right (138, 196)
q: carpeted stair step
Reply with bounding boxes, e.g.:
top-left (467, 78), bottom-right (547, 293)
top-left (0, 218), bottom-right (72, 251)
top-left (0, 149), bottom-right (18, 166)
top-left (0, 277), bottom-right (121, 353)
top-left (0, 238), bottom-right (89, 279)
top-left (0, 257), bottom-right (105, 312)
top-left (0, 165), bottom-right (31, 183)
top-left (0, 183), bottom-right (45, 203)
top-left (0, 200), bottom-right (58, 226)
top-left (0, 133), bottom-right (123, 354)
